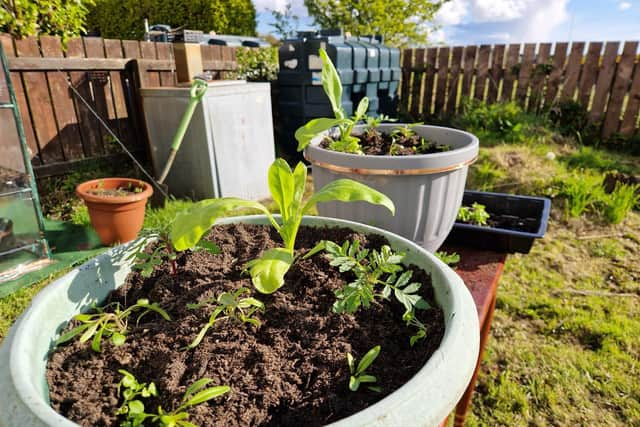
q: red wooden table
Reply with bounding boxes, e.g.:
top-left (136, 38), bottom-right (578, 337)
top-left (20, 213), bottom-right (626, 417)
top-left (439, 243), bottom-right (508, 427)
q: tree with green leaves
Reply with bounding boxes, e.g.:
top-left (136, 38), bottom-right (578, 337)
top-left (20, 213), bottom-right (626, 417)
top-left (303, 0), bottom-right (446, 47)
top-left (86, 0), bottom-right (256, 40)
top-left (0, 0), bottom-right (94, 40)
top-left (268, 1), bottom-right (300, 40)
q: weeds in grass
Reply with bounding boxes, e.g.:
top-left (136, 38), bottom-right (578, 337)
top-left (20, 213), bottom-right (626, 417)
top-left (473, 160), bottom-right (506, 191)
top-left (558, 173), bottom-right (603, 218)
top-left (458, 99), bottom-right (527, 142)
top-left (603, 183), bottom-right (640, 225)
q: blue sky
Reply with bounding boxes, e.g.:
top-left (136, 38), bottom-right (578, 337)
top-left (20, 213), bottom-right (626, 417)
top-left (252, 0), bottom-right (640, 45)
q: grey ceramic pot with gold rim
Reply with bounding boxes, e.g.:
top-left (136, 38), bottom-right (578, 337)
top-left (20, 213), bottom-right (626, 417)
top-left (304, 124), bottom-right (479, 252)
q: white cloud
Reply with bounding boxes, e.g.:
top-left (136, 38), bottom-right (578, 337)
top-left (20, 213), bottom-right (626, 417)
top-left (470, 0), bottom-right (529, 22)
top-left (436, 0), bottom-right (469, 25)
top-left (487, 32), bottom-right (511, 41)
top-left (518, 0), bottom-right (569, 42)
top-left (618, 1), bottom-right (632, 10)
top-left (253, 0), bottom-right (306, 14)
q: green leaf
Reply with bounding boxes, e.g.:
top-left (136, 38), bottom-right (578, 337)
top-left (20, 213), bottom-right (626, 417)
top-left (79, 322), bottom-right (99, 344)
top-left (319, 47), bottom-right (344, 119)
top-left (238, 297), bottom-right (265, 310)
top-left (303, 179), bottom-right (395, 216)
top-left (295, 117), bottom-right (346, 151)
top-left (356, 345), bottom-right (380, 375)
top-left (245, 248), bottom-right (294, 294)
top-left (186, 323), bottom-right (213, 349)
top-left (184, 378), bottom-right (213, 401)
top-left (403, 282), bottom-right (421, 294)
top-left (410, 328), bottom-right (427, 346)
top-left (358, 375), bottom-right (377, 383)
top-left (128, 400), bottom-right (145, 415)
top-left (346, 352), bottom-right (355, 373)
top-left (111, 332), bottom-right (126, 346)
top-left (349, 376), bottom-right (360, 391)
top-left (196, 240), bottom-right (221, 255)
top-left (354, 97), bottom-right (369, 121)
top-left (302, 240), bottom-right (326, 260)
top-left (368, 385), bottom-right (382, 393)
top-left (183, 385), bottom-right (230, 407)
top-left (91, 325), bottom-right (104, 352)
top-left (170, 198), bottom-right (272, 251)
top-left (55, 323), bottom-right (91, 345)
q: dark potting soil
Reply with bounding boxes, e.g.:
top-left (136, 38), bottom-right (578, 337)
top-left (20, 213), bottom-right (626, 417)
top-left (320, 129), bottom-right (452, 156)
top-left (86, 185), bottom-right (144, 197)
top-left (46, 224), bottom-right (445, 427)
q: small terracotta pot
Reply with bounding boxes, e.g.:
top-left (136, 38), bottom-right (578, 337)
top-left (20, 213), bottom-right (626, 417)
top-left (76, 178), bottom-right (153, 246)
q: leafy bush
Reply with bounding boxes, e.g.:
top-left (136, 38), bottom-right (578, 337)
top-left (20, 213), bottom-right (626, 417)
top-left (603, 183), bottom-right (640, 225)
top-left (548, 100), bottom-right (596, 144)
top-left (0, 0), bottom-right (94, 40)
top-left (232, 47), bottom-right (278, 82)
top-left (458, 99), bottom-right (526, 142)
top-left (86, 0), bottom-right (256, 40)
top-left (559, 173), bottom-right (604, 218)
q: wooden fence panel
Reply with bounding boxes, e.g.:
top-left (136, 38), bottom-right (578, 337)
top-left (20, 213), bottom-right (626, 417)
top-left (516, 43), bottom-right (536, 108)
top-left (474, 45), bottom-right (490, 101)
top-left (15, 36), bottom-right (65, 163)
top-left (591, 42), bottom-right (620, 122)
top-left (400, 50), bottom-right (412, 114)
top-left (529, 43), bottom-right (551, 112)
top-left (435, 47), bottom-right (450, 115)
top-left (545, 42), bottom-right (567, 105)
top-left (1, 34), bottom-right (40, 164)
top-left (501, 44), bottom-right (520, 102)
top-left (104, 39), bottom-right (132, 146)
top-left (446, 46), bottom-right (463, 114)
top-left (578, 42), bottom-right (602, 106)
top-left (39, 35), bottom-right (84, 160)
top-left (487, 44), bottom-right (504, 104)
top-left (460, 45), bottom-right (476, 100)
top-left (398, 41), bottom-right (640, 140)
top-left (155, 42), bottom-right (175, 86)
top-left (560, 42), bottom-right (585, 101)
top-left (410, 48), bottom-right (425, 118)
top-left (621, 61), bottom-right (640, 135)
top-left (422, 48), bottom-right (437, 116)
top-left (602, 41), bottom-right (639, 138)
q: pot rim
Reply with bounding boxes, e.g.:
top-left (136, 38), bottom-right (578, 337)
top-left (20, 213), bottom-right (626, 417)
top-left (76, 178), bottom-right (153, 205)
top-left (0, 215), bottom-right (479, 427)
top-left (304, 124), bottom-right (479, 175)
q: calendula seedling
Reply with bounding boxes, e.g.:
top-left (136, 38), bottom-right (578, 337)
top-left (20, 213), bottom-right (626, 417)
top-left (116, 369), bottom-right (158, 427)
top-left (55, 299), bottom-right (171, 352)
top-left (305, 240), bottom-right (430, 345)
top-left (364, 114), bottom-right (396, 131)
top-left (185, 287), bottom-right (264, 349)
top-left (295, 48), bottom-right (370, 153)
top-left (170, 158), bottom-right (394, 294)
top-left (390, 123), bottom-right (421, 139)
top-left (347, 345), bottom-right (381, 392)
top-left (457, 202), bottom-right (491, 226)
top-left (115, 371), bottom-right (230, 427)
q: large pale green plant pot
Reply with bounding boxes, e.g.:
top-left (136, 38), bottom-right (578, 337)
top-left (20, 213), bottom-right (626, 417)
top-left (305, 124), bottom-right (479, 252)
top-left (0, 215), bottom-right (479, 427)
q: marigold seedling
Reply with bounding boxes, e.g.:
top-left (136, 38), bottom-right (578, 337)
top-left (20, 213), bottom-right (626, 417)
top-left (306, 240), bottom-right (430, 345)
top-left (347, 345), bottom-right (381, 392)
top-left (457, 202), bottom-right (490, 226)
top-left (55, 299), bottom-right (171, 352)
top-left (435, 251), bottom-right (461, 267)
top-left (185, 287), bottom-right (264, 349)
top-left (170, 158), bottom-right (394, 295)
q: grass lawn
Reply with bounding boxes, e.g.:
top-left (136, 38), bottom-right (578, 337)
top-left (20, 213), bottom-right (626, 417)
top-left (1, 103), bottom-right (639, 425)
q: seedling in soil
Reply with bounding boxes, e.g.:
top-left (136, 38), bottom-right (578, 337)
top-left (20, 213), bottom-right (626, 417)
top-left (347, 345), bottom-right (382, 392)
top-left (295, 48), bottom-right (370, 154)
top-left (116, 369), bottom-right (158, 426)
top-left (457, 202), bottom-right (491, 226)
top-left (170, 158), bottom-right (394, 294)
top-left (435, 251), bottom-right (461, 267)
top-left (185, 287), bottom-right (264, 349)
top-left (55, 299), bottom-right (171, 352)
top-left (364, 114), bottom-right (396, 131)
top-left (115, 370), bottom-right (230, 427)
top-left (127, 223), bottom-right (220, 277)
top-left (306, 240), bottom-right (430, 345)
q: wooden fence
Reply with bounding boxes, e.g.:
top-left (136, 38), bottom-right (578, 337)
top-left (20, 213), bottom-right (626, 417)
top-left (0, 33), bottom-right (237, 177)
top-left (400, 41), bottom-right (640, 139)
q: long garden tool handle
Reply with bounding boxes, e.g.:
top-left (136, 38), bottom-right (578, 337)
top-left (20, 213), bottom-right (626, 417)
top-left (157, 79), bottom-right (208, 184)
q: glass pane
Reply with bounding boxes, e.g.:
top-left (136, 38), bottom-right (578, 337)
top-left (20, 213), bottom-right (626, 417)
top-left (0, 109), bottom-right (29, 192)
top-left (0, 190), bottom-right (41, 253)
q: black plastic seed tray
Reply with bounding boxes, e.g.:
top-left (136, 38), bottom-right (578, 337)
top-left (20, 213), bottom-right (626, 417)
top-left (445, 190), bottom-right (551, 254)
